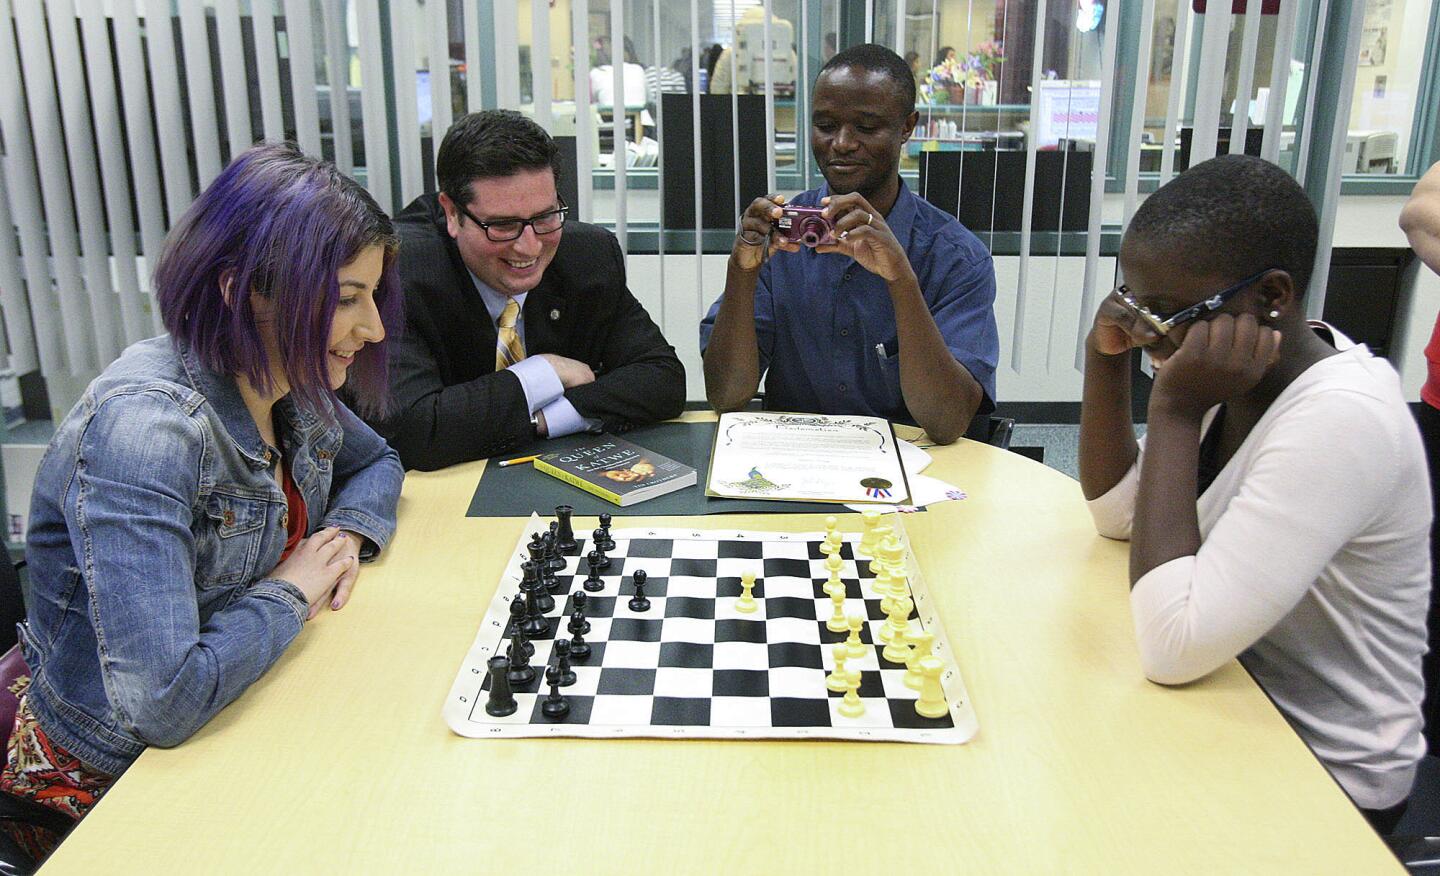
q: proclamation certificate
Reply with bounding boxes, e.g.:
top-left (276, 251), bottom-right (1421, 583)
top-left (706, 411), bottom-right (911, 504)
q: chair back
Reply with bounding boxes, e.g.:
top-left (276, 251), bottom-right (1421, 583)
top-left (0, 645), bottom-right (25, 737)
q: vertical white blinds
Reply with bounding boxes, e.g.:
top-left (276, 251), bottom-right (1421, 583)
top-left (0, 1), bottom-right (1367, 391)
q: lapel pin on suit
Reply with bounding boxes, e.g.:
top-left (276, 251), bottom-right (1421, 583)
top-left (550, 309), bottom-right (561, 321)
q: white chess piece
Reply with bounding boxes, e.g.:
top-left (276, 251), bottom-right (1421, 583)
top-left (856, 511), bottom-right (881, 558)
top-left (826, 643), bottom-right (851, 692)
top-left (736, 571), bottom-right (758, 613)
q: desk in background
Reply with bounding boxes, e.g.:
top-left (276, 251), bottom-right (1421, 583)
top-left (43, 416), bottom-right (1400, 873)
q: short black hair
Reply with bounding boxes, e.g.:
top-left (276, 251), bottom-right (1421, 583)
top-left (818, 43), bottom-right (916, 116)
top-left (1127, 154), bottom-right (1318, 297)
top-left (435, 110), bottom-right (561, 207)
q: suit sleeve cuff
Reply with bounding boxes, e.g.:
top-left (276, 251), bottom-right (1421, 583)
top-left (506, 357), bottom-right (565, 415)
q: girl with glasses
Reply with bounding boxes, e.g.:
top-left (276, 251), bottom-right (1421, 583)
top-left (1079, 154), bottom-right (1429, 834)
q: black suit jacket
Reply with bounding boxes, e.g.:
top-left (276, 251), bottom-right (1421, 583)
top-left (369, 193), bottom-right (685, 471)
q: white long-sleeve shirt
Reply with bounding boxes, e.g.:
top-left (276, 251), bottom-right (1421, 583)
top-left (1088, 332), bottom-right (1432, 809)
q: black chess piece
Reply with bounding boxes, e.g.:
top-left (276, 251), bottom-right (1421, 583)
top-left (555, 505), bottom-right (578, 553)
top-left (568, 611), bottom-right (592, 661)
top-left (485, 656), bottom-right (518, 717)
top-left (507, 598), bottom-right (535, 656)
top-left (592, 529), bottom-right (611, 570)
top-left (541, 665), bottom-right (570, 720)
top-left (544, 528), bottom-right (566, 576)
top-left (597, 513), bottom-right (616, 551)
top-left (569, 592), bottom-right (591, 633)
top-left (527, 534), bottom-right (546, 566)
top-left (552, 639), bottom-right (577, 687)
top-left (520, 561), bottom-right (554, 614)
top-left (628, 569), bottom-right (650, 612)
top-left (507, 629), bottom-right (535, 687)
top-left (583, 551), bottom-right (605, 592)
top-left (521, 588), bottom-right (550, 638)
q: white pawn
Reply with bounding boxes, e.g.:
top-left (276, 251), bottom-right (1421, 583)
top-left (845, 614), bottom-right (867, 659)
top-left (736, 571), bottom-right (758, 613)
top-left (825, 575), bottom-right (847, 633)
top-left (914, 656), bottom-right (948, 719)
top-left (856, 510), bottom-right (881, 558)
top-left (838, 668), bottom-right (865, 718)
top-left (904, 630), bottom-right (935, 690)
top-left (826, 643), bottom-right (851, 692)
top-left (824, 514), bottom-right (839, 545)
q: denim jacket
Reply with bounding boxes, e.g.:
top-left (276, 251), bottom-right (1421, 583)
top-left (20, 337), bottom-right (403, 775)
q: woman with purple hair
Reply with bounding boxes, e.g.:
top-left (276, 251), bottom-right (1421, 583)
top-left (0, 142), bottom-right (404, 860)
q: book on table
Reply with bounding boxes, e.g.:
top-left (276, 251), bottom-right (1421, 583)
top-left (705, 411), bottom-right (911, 505)
top-left (533, 433), bottom-right (697, 506)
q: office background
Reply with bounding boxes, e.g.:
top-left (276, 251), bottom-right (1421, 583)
top-left (0, 0), bottom-right (1437, 542)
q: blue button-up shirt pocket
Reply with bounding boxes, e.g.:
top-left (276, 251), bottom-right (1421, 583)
top-left (195, 491), bottom-right (268, 590)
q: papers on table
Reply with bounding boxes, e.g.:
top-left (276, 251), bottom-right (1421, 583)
top-left (706, 411), bottom-right (911, 505)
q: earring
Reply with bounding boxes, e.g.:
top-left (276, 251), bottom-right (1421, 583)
top-left (1268, 310), bottom-right (1280, 319)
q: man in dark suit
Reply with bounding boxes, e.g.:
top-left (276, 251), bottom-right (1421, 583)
top-left (371, 110), bottom-right (685, 471)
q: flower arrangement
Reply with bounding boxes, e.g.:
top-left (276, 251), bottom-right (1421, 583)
top-left (921, 40), bottom-right (1005, 105)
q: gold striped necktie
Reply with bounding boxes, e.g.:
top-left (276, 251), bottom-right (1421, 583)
top-left (495, 297), bottom-right (526, 370)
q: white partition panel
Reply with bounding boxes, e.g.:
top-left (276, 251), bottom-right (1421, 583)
top-left (1123, 0), bottom-right (1157, 227)
top-left (1011, 0), bottom-right (1048, 371)
top-left (530, 0), bottom-right (551, 131)
top-left (493, 0), bottom-right (521, 108)
top-left (144, 0), bottom-right (193, 225)
top-left (464, 0), bottom-right (483, 112)
top-left (112, 0), bottom-right (168, 334)
top-left (1073, 0), bottom-right (1122, 371)
top-left (1261, 0), bottom-right (1300, 163)
top-left (214, 0), bottom-right (254, 158)
top-left (609, 0), bottom-right (627, 253)
top-left (14, 1), bottom-right (94, 375)
top-left (0, 159), bottom-right (37, 372)
top-left (1229, 1), bottom-right (1263, 155)
top-left (572, 0), bottom-right (594, 220)
top-left (322, 0), bottom-right (354, 172)
top-left (77, 0), bottom-right (150, 345)
top-left (283, 0), bottom-right (322, 156)
top-left (48, 0), bottom-right (122, 363)
top-left (178, 2), bottom-right (222, 185)
top-left (1188, 1), bottom-right (1230, 164)
top-left (389, 0), bottom-right (423, 203)
top-left (251, 0), bottom-right (285, 141)
top-left (1158, 0), bottom-right (1191, 182)
top-left (430, 0), bottom-right (455, 141)
top-left (356, 0), bottom-right (393, 214)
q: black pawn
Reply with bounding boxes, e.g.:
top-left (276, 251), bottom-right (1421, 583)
top-left (485, 656), bottom-right (518, 717)
top-left (552, 639), bottom-right (577, 686)
top-left (507, 630), bottom-right (535, 687)
top-left (555, 505), bottom-right (578, 553)
top-left (592, 529), bottom-right (611, 570)
top-left (541, 666), bottom-right (570, 720)
top-left (568, 611), bottom-right (592, 661)
top-left (583, 551), bottom-right (605, 591)
top-left (598, 513), bottom-right (616, 550)
top-left (628, 569), bottom-right (650, 612)
top-left (521, 588), bottom-right (550, 638)
top-left (507, 598), bottom-right (534, 656)
top-left (569, 592), bottom-right (592, 633)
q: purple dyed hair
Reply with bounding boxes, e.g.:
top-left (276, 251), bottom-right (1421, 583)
top-left (154, 141), bottom-right (402, 420)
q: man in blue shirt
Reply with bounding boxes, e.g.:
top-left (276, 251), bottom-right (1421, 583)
top-left (700, 44), bottom-right (998, 444)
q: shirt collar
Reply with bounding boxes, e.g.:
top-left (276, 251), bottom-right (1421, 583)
top-left (175, 343), bottom-right (327, 467)
top-left (815, 177), bottom-right (918, 252)
top-left (469, 271), bottom-right (527, 323)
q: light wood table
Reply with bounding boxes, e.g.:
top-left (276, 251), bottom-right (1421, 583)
top-left (44, 420), bottom-right (1400, 874)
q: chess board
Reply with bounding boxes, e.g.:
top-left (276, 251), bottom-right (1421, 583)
top-left (443, 516), bottom-right (979, 743)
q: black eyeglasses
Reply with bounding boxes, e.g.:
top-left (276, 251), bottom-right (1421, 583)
top-left (457, 197), bottom-right (568, 242)
top-left (1114, 268), bottom-right (1277, 336)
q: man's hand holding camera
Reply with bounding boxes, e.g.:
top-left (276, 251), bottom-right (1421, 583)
top-left (814, 192), bottom-right (914, 286)
top-left (731, 194), bottom-right (801, 273)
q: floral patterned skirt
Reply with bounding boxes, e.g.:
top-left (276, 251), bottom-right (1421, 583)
top-left (0, 675), bottom-right (114, 861)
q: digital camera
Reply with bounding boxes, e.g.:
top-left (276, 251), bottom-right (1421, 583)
top-left (773, 206), bottom-right (837, 247)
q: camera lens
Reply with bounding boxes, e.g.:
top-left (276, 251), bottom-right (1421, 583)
top-left (800, 217), bottom-right (825, 247)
